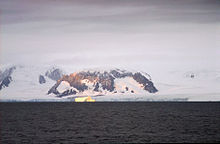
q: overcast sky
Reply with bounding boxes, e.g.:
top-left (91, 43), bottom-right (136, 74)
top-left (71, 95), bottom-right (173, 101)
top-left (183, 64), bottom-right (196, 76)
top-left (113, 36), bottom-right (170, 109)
top-left (0, 0), bottom-right (219, 72)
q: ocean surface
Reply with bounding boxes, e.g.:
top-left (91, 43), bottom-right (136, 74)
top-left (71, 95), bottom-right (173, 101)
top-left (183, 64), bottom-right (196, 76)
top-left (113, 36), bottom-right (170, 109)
top-left (0, 102), bottom-right (220, 143)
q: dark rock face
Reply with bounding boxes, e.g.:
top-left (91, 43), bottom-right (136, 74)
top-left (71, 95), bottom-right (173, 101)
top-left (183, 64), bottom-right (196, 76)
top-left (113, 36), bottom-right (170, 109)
top-left (0, 66), bottom-right (16, 82)
top-left (94, 83), bottom-right (99, 92)
top-left (98, 71), bottom-right (115, 92)
top-left (48, 69), bottom-right (158, 97)
top-left (57, 89), bottom-right (77, 97)
top-left (190, 74), bottom-right (195, 78)
top-left (39, 75), bottom-right (46, 84)
top-left (0, 76), bottom-right (12, 90)
top-left (132, 72), bottom-right (158, 93)
top-left (48, 83), bottom-right (60, 95)
top-left (110, 69), bottom-right (132, 78)
top-left (45, 68), bottom-right (63, 81)
top-left (144, 81), bottom-right (158, 93)
top-left (0, 66), bottom-right (16, 90)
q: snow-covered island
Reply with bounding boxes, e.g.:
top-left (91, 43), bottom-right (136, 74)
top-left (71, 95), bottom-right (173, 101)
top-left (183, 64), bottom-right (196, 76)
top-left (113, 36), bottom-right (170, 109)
top-left (0, 65), bottom-right (220, 101)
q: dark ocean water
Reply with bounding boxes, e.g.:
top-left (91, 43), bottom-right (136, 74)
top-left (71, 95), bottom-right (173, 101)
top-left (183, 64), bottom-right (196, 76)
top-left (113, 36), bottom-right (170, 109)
top-left (0, 102), bottom-right (220, 143)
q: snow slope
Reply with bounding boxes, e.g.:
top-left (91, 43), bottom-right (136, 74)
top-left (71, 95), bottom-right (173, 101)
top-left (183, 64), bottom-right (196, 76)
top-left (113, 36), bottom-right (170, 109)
top-left (0, 65), bottom-right (61, 101)
top-left (152, 70), bottom-right (220, 101)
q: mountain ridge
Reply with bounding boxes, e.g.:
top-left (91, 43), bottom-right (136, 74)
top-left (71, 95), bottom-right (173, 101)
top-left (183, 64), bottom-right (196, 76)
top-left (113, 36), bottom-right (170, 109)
top-left (48, 69), bottom-right (158, 97)
top-left (0, 65), bottom-right (158, 100)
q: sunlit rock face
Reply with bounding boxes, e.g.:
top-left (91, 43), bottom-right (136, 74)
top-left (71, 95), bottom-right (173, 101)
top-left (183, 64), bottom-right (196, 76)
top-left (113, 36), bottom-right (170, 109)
top-left (48, 69), bottom-right (158, 97)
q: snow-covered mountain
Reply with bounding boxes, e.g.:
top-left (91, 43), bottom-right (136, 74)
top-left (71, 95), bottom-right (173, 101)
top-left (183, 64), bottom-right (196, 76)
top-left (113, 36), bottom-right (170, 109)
top-left (0, 65), bottom-right (158, 101)
top-left (48, 69), bottom-right (158, 98)
top-left (0, 65), bottom-right (65, 101)
top-left (0, 65), bottom-right (219, 101)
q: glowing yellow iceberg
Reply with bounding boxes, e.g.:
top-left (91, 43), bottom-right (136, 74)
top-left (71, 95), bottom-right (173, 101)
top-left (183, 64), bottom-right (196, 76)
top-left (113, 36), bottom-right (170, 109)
top-left (75, 96), bottom-right (95, 102)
